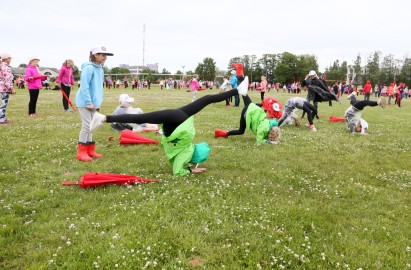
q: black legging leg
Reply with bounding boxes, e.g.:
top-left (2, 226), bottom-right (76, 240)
top-left (226, 95), bottom-right (252, 137)
top-left (61, 85), bottom-right (71, 110)
top-left (303, 101), bottom-right (317, 126)
top-left (352, 100), bottom-right (378, 110)
top-left (106, 90), bottom-right (239, 136)
top-left (28, 89), bottom-right (39, 114)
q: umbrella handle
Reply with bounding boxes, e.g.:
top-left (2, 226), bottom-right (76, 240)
top-left (62, 181), bottom-right (79, 186)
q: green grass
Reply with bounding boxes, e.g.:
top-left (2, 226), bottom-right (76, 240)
top-left (0, 86), bottom-right (410, 269)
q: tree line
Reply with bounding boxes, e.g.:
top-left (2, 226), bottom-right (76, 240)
top-left (17, 51), bottom-right (411, 86)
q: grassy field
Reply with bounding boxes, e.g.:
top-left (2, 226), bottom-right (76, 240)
top-left (0, 86), bottom-right (410, 269)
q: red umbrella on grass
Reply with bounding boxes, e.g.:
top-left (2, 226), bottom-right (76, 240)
top-left (329, 115), bottom-right (345, 123)
top-left (62, 172), bottom-right (158, 188)
top-left (119, 130), bottom-right (159, 145)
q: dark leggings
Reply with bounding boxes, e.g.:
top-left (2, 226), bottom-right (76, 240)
top-left (302, 100), bottom-right (319, 119)
top-left (106, 90), bottom-right (239, 136)
top-left (351, 99), bottom-right (378, 110)
top-left (28, 89), bottom-right (40, 114)
top-left (61, 84), bottom-right (72, 110)
top-left (226, 95), bottom-right (252, 137)
top-left (302, 101), bottom-right (317, 126)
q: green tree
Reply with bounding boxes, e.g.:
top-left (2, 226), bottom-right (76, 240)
top-left (399, 57), bottom-right (411, 86)
top-left (18, 63), bottom-right (27, 68)
top-left (379, 54), bottom-right (395, 84)
top-left (110, 67), bottom-right (130, 79)
top-left (296, 54), bottom-right (318, 82)
top-left (195, 57), bottom-right (216, 81)
top-left (274, 52), bottom-right (299, 84)
top-left (364, 51), bottom-right (381, 84)
top-left (259, 54), bottom-right (277, 83)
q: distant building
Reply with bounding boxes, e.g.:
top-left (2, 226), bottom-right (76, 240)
top-left (119, 63), bottom-right (159, 74)
top-left (11, 67), bottom-right (59, 78)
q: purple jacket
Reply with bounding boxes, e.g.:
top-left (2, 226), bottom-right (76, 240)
top-left (24, 64), bottom-right (45, 89)
top-left (56, 64), bottom-right (74, 85)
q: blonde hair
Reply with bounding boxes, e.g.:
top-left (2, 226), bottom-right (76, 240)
top-left (269, 126), bottom-right (281, 141)
top-left (64, 59), bottom-right (74, 66)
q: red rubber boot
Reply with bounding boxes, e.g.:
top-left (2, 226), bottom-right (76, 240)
top-left (214, 129), bottom-right (228, 138)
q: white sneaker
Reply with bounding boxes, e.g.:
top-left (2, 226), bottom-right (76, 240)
top-left (346, 92), bottom-right (356, 100)
top-left (237, 76), bottom-right (249, 96)
top-left (90, 112), bottom-right (106, 132)
top-left (310, 125), bottom-right (317, 132)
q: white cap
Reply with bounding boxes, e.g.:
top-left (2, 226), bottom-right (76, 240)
top-left (119, 94), bottom-right (134, 103)
top-left (272, 103), bottom-right (280, 112)
top-left (231, 70), bottom-right (236, 75)
top-left (308, 70), bottom-right (317, 76)
top-left (29, 56), bottom-right (40, 63)
top-left (91, 46), bottom-right (114, 56)
top-left (0, 53), bottom-right (12, 59)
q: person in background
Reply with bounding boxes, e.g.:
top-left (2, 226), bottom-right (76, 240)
top-left (75, 46), bottom-right (114, 162)
top-left (232, 62), bottom-right (244, 107)
top-left (0, 53), bottom-right (16, 124)
top-left (24, 56), bottom-right (47, 116)
top-left (190, 74), bottom-right (199, 102)
top-left (56, 59), bottom-right (75, 112)
top-left (227, 70), bottom-right (238, 106)
top-left (363, 80), bottom-right (372, 101)
top-left (258, 76), bottom-right (267, 101)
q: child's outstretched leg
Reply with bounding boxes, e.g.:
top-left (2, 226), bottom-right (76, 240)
top-left (352, 100), bottom-right (379, 110)
top-left (90, 88), bottom-right (247, 132)
top-left (221, 95), bottom-right (252, 138)
top-left (302, 101), bottom-right (317, 131)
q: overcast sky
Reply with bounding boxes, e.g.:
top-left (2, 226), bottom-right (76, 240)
top-left (2, 0), bottom-right (409, 73)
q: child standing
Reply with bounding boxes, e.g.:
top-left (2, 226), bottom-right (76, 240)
top-left (56, 59), bottom-right (75, 112)
top-left (24, 56), bottom-right (47, 116)
top-left (0, 53), bottom-right (16, 124)
top-left (75, 46), bottom-right (114, 162)
top-left (258, 76), bottom-right (267, 101)
top-left (190, 74), bottom-right (199, 102)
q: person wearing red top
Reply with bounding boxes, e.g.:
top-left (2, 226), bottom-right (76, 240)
top-left (231, 63), bottom-right (244, 107)
top-left (363, 80), bottom-right (372, 101)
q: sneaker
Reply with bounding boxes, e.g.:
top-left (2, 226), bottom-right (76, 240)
top-left (65, 109), bottom-right (73, 113)
top-left (90, 112), bottom-right (106, 132)
top-left (306, 122), bottom-right (311, 127)
top-left (378, 97), bottom-right (387, 109)
top-left (310, 125), bottom-right (317, 132)
top-left (346, 92), bottom-right (356, 100)
top-left (237, 76), bottom-right (249, 96)
top-left (29, 114), bottom-right (38, 117)
top-left (0, 120), bottom-right (12, 125)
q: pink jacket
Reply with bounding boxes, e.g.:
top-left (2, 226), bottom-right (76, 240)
top-left (190, 79), bottom-right (199, 90)
top-left (24, 64), bottom-right (46, 89)
top-left (56, 64), bottom-right (75, 85)
top-left (260, 80), bottom-right (267, 92)
top-left (0, 63), bottom-right (13, 93)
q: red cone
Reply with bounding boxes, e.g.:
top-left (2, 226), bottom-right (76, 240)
top-left (119, 130), bottom-right (159, 145)
top-left (329, 115), bottom-right (345, 122)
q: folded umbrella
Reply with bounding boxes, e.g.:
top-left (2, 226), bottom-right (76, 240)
top-left (119, 129), bottom-right (159, 145)
top-left (62, 172), bottom-right (158, 188)
top-left (60, 86), bottom-right (77, 111)
top-left (329, 115), bottom-right (345, 123)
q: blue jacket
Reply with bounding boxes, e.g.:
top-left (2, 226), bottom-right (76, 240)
top-left (75, 61), bottom-right (104, 108)
top-left (227, 74), bottom-right (238, 89)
